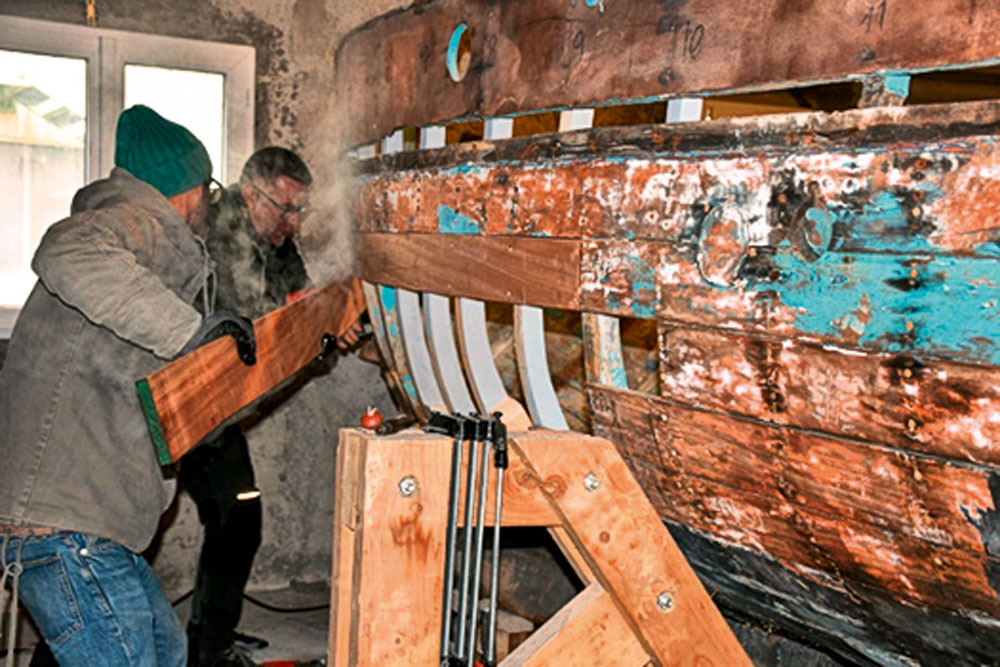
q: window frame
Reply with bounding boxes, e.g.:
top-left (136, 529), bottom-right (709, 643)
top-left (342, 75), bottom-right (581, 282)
top-left (0, 16), bottom-right (255, 336)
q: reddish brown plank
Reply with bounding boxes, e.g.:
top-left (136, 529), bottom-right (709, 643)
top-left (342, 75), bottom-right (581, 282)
top-left (658, 324), bottom-right (1000, 466)
top-left (358, 232), bottom-right (580, 310)
top-left (137, 278), bottom-right (365, 463)
top-left (337, 0), bottom-right (1000, 145)
top-left (587, 385), bottom-right (1000, 613)
top-left (357, 118), bottom-right (1000, 249)
top-left (628, 456), bottom-right (1000, 614)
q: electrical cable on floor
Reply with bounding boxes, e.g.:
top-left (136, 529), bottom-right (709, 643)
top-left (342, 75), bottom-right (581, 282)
top-left (242, 592), bottom-right (329, 614)
top-left (170, 588), bottom-right (329, 613)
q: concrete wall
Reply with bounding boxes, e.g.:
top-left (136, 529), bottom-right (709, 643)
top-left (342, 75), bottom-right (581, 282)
top-left (0, 0), bottom-right (407, 595)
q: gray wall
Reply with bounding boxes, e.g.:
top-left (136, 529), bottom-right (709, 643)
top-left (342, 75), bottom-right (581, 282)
top-left (0, 0), bottom-right (406, 596)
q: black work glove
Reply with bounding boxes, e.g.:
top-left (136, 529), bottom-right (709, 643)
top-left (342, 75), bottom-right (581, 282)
top-left (181, 310), bottom-right (256, 365)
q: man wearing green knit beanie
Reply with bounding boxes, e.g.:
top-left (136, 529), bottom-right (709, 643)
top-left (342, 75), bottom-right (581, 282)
top-left (1, 105), bottom-right (255, 667)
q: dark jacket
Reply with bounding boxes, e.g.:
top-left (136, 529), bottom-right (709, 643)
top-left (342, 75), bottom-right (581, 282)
top-left (0, 169), bottom-right (211, 552)
top-left (204, 185), bottom-right (308, 320)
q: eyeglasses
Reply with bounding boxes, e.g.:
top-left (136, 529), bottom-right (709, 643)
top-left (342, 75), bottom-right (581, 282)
top-left (206, 178), bottom-right (224, 205)
top-left (251, 183), bottom-right (309, 219)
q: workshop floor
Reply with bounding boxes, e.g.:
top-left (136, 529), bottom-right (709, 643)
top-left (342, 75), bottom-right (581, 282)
top-left (5, 584), bottom-right (331, 666)
top-left (174, 583), bottom-right (331, 666)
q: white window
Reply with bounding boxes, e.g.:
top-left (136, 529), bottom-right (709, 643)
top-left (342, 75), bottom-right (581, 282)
top-left (0, 16), bottom-right (254, 336)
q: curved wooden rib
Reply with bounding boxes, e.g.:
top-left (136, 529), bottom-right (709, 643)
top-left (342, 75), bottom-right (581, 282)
top-left (514, 305), bottom-right (568, 430)
top-left (362, 280), bottom-right (396, 374)
top-left (455, 297), bottom-right (530, 429)
top-left (424, 293), bottom-right (477, 414)
top-left (377, 284), bottom-right (424, 416)
top-left (362, 280), bottom-right (418, 417)
top-left (397, 287), bottom-right (448, 412)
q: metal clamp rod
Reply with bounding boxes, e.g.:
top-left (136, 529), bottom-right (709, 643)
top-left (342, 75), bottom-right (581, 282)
top-left (465, 416), bottom-right (492, 661)
top-left (454, 415), bottom-right (486, 663)
top-left (483, 413), bottom-right (508, 667)
top-left (423, 412), bottom-right (472, 664)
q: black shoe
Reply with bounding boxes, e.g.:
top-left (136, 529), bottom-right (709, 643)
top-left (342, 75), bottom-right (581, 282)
top-left (231, 630), bottom-right (269, 650)
top-left (206, 645), bottom-right (261, 667)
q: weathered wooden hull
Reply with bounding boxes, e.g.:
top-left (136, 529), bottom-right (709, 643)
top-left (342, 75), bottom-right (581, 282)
top-left (342, 2), bottom-right (1000, 663)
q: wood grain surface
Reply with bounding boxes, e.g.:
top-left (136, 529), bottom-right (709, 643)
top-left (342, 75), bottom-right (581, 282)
top-left (137, 278), bottom-right (365, 463)
top-left (587, 385), bottom-right (1000, 616)
top-left (336, 0), bottom-right (1000, 145)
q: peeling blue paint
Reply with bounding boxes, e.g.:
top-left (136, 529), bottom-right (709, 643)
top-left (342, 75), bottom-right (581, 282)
top-left (446, 25), bottom-right (468, 83)
top-left (606, 348), bottom-right (628, 388)
top-left (402, 374), bottom-right (419, 400)
top-left (438, 204), bottom-right (481, 234)
top-left (882, 72), bottom-right (911, 100)
top-left (761, 251), bottom-right (1000, 363)
top-left (829, 186), bottom-right (945, 254)
top-left (626, 254), bottom-right (658, 318)
top-left (631, 302), bottom-right (657, 319)
top-left (379, 285), bottom-right (397, 310)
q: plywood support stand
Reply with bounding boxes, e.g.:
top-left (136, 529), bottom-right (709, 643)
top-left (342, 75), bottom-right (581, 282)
top-left (329, 428), bottom-right (749, 666)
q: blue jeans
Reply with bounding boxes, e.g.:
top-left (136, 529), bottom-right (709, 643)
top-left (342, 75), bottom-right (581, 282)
top-left (2, 532), bottom-right (185, 666)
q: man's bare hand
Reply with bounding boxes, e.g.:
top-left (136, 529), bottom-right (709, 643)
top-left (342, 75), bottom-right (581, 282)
top-left (338, 318), bottom-right (364, 348)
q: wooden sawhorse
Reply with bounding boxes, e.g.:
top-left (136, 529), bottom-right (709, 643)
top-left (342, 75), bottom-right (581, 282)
top-left (329, 428), bottom-right (750, 666)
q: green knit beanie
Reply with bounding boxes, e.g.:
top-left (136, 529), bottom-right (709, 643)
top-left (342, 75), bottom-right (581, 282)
top-left (114, 105), bottom-right (212, 198)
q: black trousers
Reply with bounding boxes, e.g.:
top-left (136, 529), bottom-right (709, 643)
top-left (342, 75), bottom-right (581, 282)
top-left (179, 425), bottom-right (262, 661)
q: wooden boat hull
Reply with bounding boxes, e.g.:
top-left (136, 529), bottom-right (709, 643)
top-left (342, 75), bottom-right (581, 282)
top-left (341, 3), bottom-right (1000, 663)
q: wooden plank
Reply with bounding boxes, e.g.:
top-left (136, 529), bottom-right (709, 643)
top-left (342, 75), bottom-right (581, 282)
top-left (630, 455), bottom-right (1000, 616)
top-left (582, 313), bottom-right (627, 389)
top-left (328, 429), bottom-right (561, 665)
top-left (665, 516), bottom-right (1000, 666)
top-left (587, 385), bottom-right (1000, 613)
top-left (502, 582), bottom-right (649, 667)
top-left (329, 429), bottom-right (365, 665)
top-left (137, 278), bottom-right (365, 464)
top-left (358, 233), bottom-right (581, 311)
top-left (357, 99), bottom-right (1000, 176)
top-left (356, 103), bottom-right (1000, 253)
top-left (353, 434), bottom-right (448, 665)
top-left (511, 431), bottom-right (751, 665)
top-left (658, 324), bottom-right (1000, 466)
top-left (336, 0), bottom-right (1000, 145)
top-left (576, 237), bottom-right (1000, 368)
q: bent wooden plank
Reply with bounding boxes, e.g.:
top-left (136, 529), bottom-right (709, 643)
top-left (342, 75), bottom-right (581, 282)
top-left (137, 278), bottom-right (365, 464)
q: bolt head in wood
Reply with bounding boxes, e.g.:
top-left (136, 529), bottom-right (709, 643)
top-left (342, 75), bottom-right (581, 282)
top-left (657, 591), bottom-right (674, 611)
top-left (398, 475), bottom-right (418, 497)
top-left (584, 472), bottom-right (601, 492)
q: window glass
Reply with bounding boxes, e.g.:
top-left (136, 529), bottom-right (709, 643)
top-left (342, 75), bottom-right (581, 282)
top-left (0, 49), bottom-right (86, 310)
top-left (125, 65), bottom-right (225, 182)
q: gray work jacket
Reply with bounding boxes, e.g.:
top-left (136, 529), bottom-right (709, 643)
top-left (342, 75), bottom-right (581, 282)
top-left (0, 169), bottom-right (210, 552)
